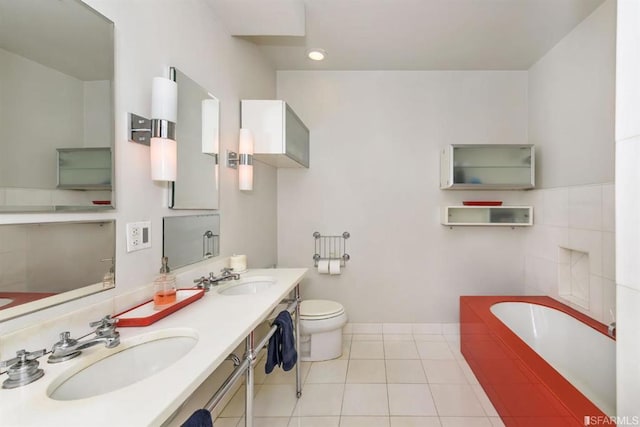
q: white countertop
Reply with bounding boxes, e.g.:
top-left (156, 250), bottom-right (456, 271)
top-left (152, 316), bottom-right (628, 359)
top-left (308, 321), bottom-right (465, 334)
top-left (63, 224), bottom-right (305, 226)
top-left (0, 268), bottom-right (307, 427)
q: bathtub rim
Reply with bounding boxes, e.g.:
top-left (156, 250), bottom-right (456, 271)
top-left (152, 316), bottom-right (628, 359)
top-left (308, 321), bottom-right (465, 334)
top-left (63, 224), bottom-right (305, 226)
top-left (460, 295), bottom-right (615, 425)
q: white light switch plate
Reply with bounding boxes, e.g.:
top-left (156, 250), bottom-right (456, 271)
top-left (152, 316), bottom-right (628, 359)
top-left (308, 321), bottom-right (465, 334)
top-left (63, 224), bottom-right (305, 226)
top-left (126, 221), bottom-right (151, 252)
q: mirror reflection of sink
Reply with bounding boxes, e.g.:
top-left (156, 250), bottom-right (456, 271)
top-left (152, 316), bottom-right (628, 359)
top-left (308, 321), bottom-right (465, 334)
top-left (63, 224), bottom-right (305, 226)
top-left (0, 298), bottom-right (14, 308)
top-left (218, 276), bottom-right (276, 296)
top-left (47, 328), bottom-right (198, 401)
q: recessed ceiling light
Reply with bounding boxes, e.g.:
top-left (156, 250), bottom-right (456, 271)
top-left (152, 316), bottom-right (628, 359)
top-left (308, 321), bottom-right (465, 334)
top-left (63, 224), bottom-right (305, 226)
top-left (307, 48), bottom-right (326, 61)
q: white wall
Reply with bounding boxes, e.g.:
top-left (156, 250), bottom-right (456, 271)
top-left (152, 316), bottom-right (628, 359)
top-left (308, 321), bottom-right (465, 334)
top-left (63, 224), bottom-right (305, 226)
top-left (528, 0), bottom-right (616, 189)
top-left (277, 71), bottom-right (529, 323)
top-left (524, 0), bottom-right (617, 324)
top-left (0, 48), bottom-right (84, 189)
top-left (0, 222), bottom-right (114, 293)
top-left (0, 0), bottom-right (277, 335)
top-left (83, 80), bottom-right (112, 148)
top-left (614, 0), bottom-right (640, 418)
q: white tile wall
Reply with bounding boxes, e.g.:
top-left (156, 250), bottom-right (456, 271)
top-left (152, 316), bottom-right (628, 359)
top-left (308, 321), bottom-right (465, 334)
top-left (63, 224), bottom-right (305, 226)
top-left (616, 137), bottom-right (640, 291)
top-left (524, 183), bottom-right (615, 323)
top-left (569, 185), bottom-right (602, 230)
top-left (557, 248), bottom-right (590, 308)
top-left (616, 0), bottom-right (640, 417)
top-left (542, 187), bottom-right (569, 227)
top-left (616, 285), bottom-right (640, 417)
top-left (602, 184), bottom-right (615, 232)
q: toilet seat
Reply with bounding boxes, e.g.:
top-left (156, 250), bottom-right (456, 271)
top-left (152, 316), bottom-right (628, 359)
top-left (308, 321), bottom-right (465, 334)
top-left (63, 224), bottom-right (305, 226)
top-left (300, 299), bottom-right (345, 320)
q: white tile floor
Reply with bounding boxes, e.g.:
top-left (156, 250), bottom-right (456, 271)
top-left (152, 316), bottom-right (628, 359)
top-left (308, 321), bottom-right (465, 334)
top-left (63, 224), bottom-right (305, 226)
top-left (216, 332), bottom-right (504, 427)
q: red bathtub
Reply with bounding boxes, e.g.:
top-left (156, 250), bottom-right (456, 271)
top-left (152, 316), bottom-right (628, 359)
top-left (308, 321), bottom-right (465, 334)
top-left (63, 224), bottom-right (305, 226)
top-left (460, 296), bottom-right (615, 427)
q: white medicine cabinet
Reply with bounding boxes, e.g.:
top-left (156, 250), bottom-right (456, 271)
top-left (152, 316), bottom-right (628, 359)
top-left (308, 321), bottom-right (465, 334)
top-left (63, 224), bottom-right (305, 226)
top-left (241, 100), bottom-right (309, 168)
top-left (440, 144), bottom-right (535, 190)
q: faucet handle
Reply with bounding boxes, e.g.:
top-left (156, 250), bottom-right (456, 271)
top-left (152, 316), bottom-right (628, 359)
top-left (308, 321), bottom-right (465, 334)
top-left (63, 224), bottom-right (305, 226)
top-left (0, 349), bottom-right (46, 389)
top-left (53, 331), bottom-right (78, 347)
top-left (221, 267), bottom-right (233, 275)
top-left (89, 315), bottom-right (118, 335)
top-left (194, 275), bottom-right (211, 291)
top-left (90, 315), bottom-right (117, 328)
top-left (1, 348), bottom-right (46, 369)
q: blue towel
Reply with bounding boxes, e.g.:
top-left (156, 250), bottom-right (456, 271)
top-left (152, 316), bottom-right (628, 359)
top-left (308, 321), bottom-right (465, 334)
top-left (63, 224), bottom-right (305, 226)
top-left (265, 311), bottom-right (297, 374)
top-left (181, 409), bottom-right (213, 427)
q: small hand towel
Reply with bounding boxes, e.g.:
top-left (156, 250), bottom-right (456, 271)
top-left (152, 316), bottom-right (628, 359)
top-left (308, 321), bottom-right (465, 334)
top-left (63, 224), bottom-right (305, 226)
top-left (181, 409), bottom-right (213, 427)
top-left (265, 310), bottom-right (297, 374)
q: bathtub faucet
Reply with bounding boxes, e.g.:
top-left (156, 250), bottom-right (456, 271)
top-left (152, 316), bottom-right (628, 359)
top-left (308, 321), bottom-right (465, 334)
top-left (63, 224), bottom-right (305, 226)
top-left (607, 322), bottom-right (616, 338)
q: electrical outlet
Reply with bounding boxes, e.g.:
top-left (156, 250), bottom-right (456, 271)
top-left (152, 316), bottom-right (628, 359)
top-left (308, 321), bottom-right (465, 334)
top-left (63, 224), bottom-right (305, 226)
top-left (126, 221), bottom-right (151, 252)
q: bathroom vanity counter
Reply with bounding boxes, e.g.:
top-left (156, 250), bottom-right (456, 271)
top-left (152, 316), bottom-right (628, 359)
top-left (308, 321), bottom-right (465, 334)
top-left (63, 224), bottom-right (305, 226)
top-left (0, 268), bottom-right (307, 427)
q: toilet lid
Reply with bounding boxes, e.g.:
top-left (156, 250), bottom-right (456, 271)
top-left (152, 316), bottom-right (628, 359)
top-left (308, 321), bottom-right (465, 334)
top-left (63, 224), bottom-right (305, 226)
top-left (300, 299), bottom-right (344, 318)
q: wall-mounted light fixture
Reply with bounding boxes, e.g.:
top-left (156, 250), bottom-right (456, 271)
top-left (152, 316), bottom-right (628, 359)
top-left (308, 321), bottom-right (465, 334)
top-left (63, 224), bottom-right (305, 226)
top-left (226, 129), bottom-right (254, 191)
top-left (128, 76), bottom-right (178, 181)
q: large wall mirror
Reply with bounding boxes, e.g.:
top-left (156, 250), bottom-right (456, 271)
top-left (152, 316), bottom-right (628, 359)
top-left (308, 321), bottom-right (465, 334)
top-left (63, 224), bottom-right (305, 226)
top-left (0, 0), bottom-right (115, 212)
top-left (169, 67), bottom-right (220, 209)
top-left (0, 220), bottom-right (116, 322)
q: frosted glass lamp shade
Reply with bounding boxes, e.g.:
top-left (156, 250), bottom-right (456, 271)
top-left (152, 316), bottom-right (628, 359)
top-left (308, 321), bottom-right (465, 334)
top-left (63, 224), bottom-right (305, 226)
top-left (239, 129), bottom-right (254, 155)
top-left (238, 129), bottom-right (254, 191)
top-left (150, 137), bottom-right (177, 181)
top-left (239, 165), bottom-right (253, 191)
top-left (151, 77), bottom-right (177, 122)
top-left (202, 98), bottom-right (219, 155)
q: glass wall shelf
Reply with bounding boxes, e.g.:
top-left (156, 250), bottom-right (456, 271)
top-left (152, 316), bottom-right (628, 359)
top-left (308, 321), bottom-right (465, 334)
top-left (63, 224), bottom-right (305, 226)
top-left (442, 206), bottom-right (533, 226)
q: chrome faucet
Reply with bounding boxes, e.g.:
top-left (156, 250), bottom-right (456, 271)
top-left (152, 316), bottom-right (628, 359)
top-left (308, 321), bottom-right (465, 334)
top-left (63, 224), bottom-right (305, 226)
top-left (48, 315), bottom-right (120, 363)
top-left (194, 268), bottom-right (241, 291)
top-left (608, 321), bottom-right (616, 338)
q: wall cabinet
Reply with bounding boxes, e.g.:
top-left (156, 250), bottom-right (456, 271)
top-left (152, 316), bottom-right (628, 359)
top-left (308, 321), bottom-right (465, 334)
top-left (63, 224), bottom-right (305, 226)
top-left (241, 100), bottom-right (309, 168)
top-left (442, 206), bottom-right (533, 226)
top-left (440, 144), bottom-right (534, 190)
top-left (57, 148), bottom-right (112, 189)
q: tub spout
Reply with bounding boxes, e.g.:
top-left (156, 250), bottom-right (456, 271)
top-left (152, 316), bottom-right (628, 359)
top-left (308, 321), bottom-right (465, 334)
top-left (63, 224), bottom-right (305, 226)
top-left (607, 322), bottom-right (616, 338)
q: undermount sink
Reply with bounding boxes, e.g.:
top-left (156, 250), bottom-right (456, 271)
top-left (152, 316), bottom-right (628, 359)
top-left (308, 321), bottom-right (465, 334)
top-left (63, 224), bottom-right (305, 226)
top-left (47, 328), bottom-right (198, 401)
top-left (218, 276), bottom-right (276, 296)
top-left (0, 298), bottom-right (14, 308)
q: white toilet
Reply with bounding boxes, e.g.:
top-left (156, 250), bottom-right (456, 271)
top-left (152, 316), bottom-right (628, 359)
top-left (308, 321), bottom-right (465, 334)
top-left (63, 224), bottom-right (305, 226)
top-left (299, 299), bottom-right (348, 361)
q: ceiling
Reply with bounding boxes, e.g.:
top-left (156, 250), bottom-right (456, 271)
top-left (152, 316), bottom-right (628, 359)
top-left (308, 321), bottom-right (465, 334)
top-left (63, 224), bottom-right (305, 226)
top-left (209, 0), bottom-right (606, 70)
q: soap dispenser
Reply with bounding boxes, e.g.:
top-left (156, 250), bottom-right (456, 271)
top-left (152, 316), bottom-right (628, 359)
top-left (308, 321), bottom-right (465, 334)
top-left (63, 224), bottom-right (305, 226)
top-left (101, 258), bottom-right (115, 288)
top-left (153, 257), bottom-right (177, 309)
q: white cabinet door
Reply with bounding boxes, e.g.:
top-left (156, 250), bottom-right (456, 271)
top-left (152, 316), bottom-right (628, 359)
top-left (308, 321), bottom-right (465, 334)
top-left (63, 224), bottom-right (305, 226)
top-left (241, 100), bottom-right (309, 168)
top-left (440, 144), bottom-right (534, 190)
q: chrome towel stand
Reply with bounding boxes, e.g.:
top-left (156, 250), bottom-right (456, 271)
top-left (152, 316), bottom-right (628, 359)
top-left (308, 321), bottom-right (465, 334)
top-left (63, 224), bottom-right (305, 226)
top-left (313, 231), bottom-right (351, 267)
top-left (202, 284), bottom-right (302, 427)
